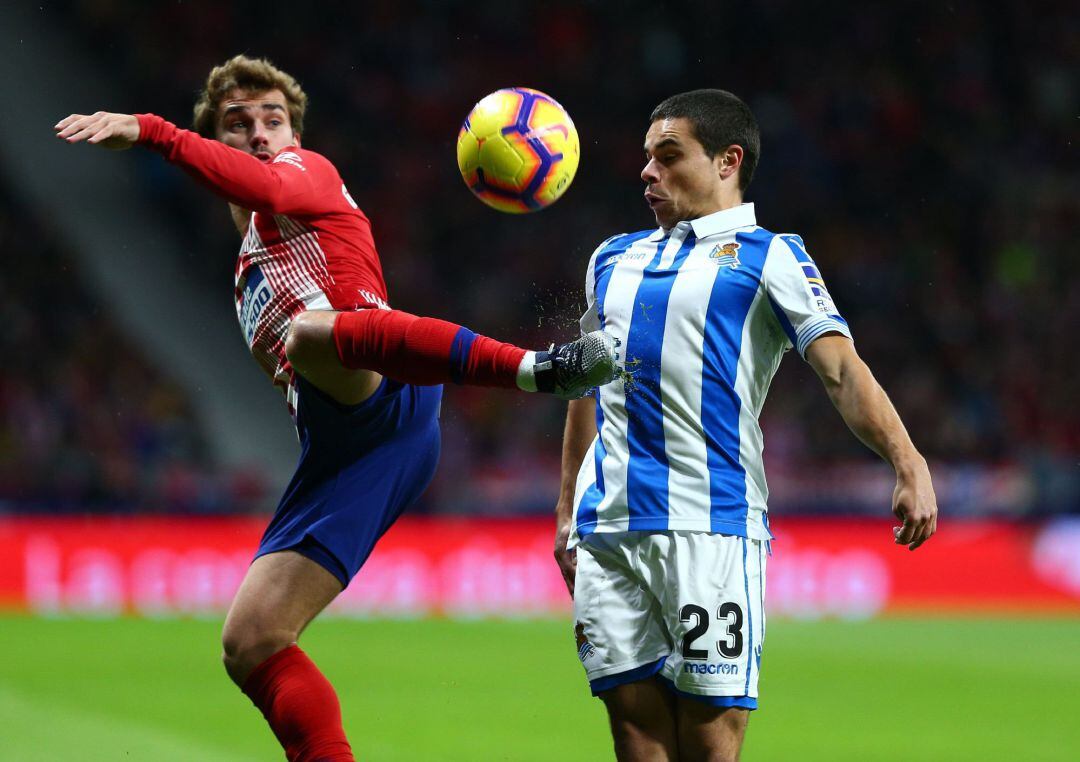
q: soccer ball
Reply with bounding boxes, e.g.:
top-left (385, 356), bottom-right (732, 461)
top-left (456, 87), bottom-right (580, 213)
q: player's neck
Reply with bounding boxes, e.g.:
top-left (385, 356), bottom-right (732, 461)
top-left (670, 193), bottom-right (744, 230)
top-left (229, 203), bottom-right (252, 235)
top-left (705, 188), bottom-right (744, 217)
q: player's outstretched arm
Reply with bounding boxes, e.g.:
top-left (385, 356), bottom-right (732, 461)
top-left (55, 112), bottom-right (140, 150)
top-left (58, 112), bottom-right (326, 218)
top-left (554, 397), bottom-right (596, 596)
top-left (805, 335), bottom-right (938, 550)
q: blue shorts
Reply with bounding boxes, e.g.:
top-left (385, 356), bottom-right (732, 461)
top-left (254, 375), bottom-right (442, 587)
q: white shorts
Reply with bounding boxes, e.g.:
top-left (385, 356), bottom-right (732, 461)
top-left (573, 530), bottom-right (767, 708)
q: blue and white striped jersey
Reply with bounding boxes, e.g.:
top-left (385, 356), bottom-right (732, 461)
top-left (570, 203), bottom-right (851, 546)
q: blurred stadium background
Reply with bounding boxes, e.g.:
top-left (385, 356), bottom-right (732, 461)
top-left (1, 1), bottom-right (1077, 759)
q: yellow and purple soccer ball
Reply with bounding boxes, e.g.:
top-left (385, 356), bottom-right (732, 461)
top-left (456, 87), bottom-right (580, 213)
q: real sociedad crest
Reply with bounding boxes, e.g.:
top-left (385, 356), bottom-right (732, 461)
top-left (575, 622), bottom-right (596, 662)
top-left (709, 242), bottom-right (741, 268)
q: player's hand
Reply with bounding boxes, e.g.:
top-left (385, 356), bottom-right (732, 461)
top-left (554, 515), bottom-right (577, 598)
top-left (891, 458), bottom-right (938, 551)
top-left (55, 111), bottom-right (140, 150)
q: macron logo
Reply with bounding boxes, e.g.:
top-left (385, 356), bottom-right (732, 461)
top-left (273, 152), bottom-right (306, 171)
top-left (684, 662), bottom-right (739, 675)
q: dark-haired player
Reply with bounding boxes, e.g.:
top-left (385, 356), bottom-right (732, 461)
top-left (554, 89), bottom-right (937, 760)
top-left (57, 54), bottom-right (618, 762)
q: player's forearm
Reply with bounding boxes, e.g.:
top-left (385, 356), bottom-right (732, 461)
top-left (556, 398), bottom-right (596, 522)
top-left (135, 114), bottom-right (296, 215)
top-left (825, 355), bottom-right (924, 474)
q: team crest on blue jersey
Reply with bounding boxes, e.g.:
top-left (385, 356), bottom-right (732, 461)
top-left (575, 622), bottom-right (596, 662)
top-left (708, 242), bottom-right (741, 268)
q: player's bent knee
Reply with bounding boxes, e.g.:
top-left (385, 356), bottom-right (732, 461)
top-left (284, 310), bottom-right (337, 373)
top-left (221, 619), bottom-right (297, 661)
top-left (221, 621), bottom-right (298, 684)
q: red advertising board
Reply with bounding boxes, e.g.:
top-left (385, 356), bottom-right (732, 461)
top-left (1, 516), bottom-right (1078, 618)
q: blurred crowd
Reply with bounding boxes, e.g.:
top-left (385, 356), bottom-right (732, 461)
top-left (0, 188), bottom-right (267, 512)
top-left (12, 0), bottom-right (1077, 515)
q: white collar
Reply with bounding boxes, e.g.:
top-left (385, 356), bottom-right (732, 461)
top-left (648, 203), bottom-right (757, 241)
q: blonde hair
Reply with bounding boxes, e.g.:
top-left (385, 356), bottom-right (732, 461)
top-left (192, 55), bottom-right (308, 138)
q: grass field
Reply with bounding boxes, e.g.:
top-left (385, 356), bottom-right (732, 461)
top-left (2, 615), bottom-right (1079, 761)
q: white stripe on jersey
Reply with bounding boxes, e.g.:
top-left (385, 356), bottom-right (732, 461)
top-left (658, 236), bottom-right (720, 527)
top-left (269, 216), bottom-right (322, 297)
top-left (276, 216), bottom-right (335, 293)
top-left (592, 234), bottom-right (663, 531)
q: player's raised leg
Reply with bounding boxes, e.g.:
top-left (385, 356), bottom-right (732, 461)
top-left (285, 308), bottom-right (621, 402)
top-left (599, 678), bottom-right (679, 761)
top-left (676, 699), bottom-right (749, 762)
top-left (222, 551), bottom-right (353, 762)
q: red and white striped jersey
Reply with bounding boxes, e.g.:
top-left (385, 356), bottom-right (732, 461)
top-left (136, 115), bottom-right (391, 398)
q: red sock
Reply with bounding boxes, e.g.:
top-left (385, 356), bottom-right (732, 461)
top-left (332, 308), bottom-right (526, 388)
top-left (242, 645), bottom-right (354, 762)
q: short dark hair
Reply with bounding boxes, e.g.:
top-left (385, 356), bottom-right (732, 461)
top-left (650, 89), bottom-right (760, 193)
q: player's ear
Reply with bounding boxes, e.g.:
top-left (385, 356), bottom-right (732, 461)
top-left (293, 132), bottom-right (302, 147)
top-left (717, 144), bottom-right (743, 181)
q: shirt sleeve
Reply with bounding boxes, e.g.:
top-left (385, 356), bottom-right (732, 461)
top-left (135, 113), bottom-right (339, 217)
top-left (762, 233), bottom-right (852, 358)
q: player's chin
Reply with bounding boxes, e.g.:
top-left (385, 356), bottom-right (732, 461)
top-left (653, 211), bottom-right (676, 229)
top-left (648, 201), bottom-right (676, 227)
